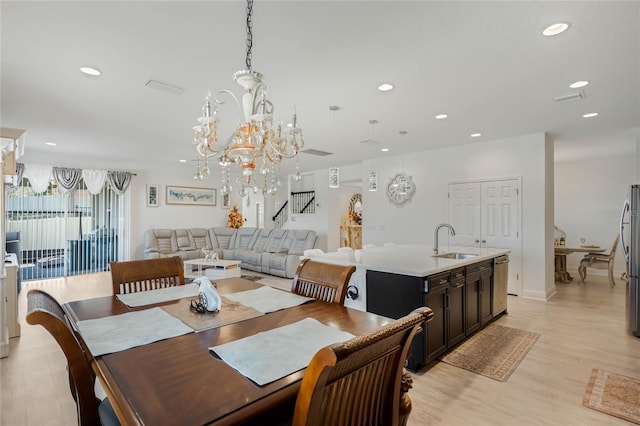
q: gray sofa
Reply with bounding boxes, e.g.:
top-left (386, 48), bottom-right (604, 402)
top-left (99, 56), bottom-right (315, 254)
top-left (143, 227), bottom-right (318, 278)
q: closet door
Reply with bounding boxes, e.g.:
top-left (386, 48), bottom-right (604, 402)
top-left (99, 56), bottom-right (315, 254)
top-left (448, 182), bottom-right (481, 247)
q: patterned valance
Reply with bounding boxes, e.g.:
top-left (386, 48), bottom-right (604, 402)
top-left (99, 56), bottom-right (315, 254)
top-left (18, 163), bottom-right (134, 195)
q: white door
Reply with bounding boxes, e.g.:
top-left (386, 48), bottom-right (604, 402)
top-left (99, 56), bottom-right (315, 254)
top-left (448, 179), bottom-right (522, 295)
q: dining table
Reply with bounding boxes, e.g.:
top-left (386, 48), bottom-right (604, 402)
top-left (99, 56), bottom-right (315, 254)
top-left (554, 245), bottom-right (605, 282)
top-left (63, 277), bottom-right (396, 426)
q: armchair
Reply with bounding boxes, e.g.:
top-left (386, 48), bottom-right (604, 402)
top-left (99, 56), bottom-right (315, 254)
top-left (578, 235), bottom-right (619, 288)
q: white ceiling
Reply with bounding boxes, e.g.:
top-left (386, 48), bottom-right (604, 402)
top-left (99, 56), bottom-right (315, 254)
top-left (2, 1), bottom-right (639, 177)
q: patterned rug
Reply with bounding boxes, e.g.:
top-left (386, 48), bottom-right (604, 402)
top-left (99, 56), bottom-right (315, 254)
top-left (440, 323), bottom-right (540, 382)
top-left (241, 275), bottom-right (264, 282)
top-left (583, 369), bottom-right (640, 424)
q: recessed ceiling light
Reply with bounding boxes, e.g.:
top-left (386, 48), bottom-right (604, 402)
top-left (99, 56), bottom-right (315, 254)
top-left (583, 112), bottom-right (599, 118)
top-left (179, 159), bottom-right (188, 163)
top-left (435, 114), bottom-right (448, 120)
top-left (569, 80), bottom-right (589, 89)
top-left (79, 66), bottom-right (101, 76)
top-left (381, 148), bottom-right (390, 152)
top-left (542, 23), bottom-right (569, 36)
top-left (45, 142), bottom-right (56, 146)
top-left (470, 133), bottom-right (482, 138)
top-left (377, 83), bottom-right (394, 92)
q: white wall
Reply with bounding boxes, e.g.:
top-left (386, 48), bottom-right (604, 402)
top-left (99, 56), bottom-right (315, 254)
top-left (130, 168), bottom-right (233, 259)
top-left (362, 132), bottom-right (552, 300)
top-left (554, 154), bottom-right (636, 276)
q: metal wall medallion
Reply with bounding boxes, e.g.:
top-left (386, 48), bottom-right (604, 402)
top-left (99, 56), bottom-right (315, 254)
top-left (386, 173), bottom-right (415, 205)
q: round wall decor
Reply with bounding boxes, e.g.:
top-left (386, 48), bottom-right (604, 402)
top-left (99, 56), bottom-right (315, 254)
top-left (386, 173), bottom-right (415, 205)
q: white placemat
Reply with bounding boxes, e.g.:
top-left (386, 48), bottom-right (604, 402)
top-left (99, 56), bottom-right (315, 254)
top-left (223, 286), bottom-right (314, 313)
top-left (209, 318), bottom-right (354, 386)
top-left (116, 283), bottom-right (199, 307)
top-left (77, 307), bottom-right (194, 356)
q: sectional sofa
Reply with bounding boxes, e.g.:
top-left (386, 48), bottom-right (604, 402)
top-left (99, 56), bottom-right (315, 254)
top-left (143, 227), bottom-right (319, 278)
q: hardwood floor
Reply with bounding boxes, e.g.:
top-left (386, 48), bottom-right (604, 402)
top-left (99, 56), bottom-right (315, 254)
top-left (1, 272), bottom-right (639, 425)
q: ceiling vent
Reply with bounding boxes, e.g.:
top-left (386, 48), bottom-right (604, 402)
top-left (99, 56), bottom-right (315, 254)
top-left (553, 91), bottom-right (585, 103)
top-left (145, 79), bottom-right (186, 95)
top-left (301, 148), bottom-right (333, 156)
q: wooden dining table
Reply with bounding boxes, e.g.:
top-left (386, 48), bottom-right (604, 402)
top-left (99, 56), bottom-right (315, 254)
top-left (554, 245), bottom-right (605, 282)
top-left (63, 277), bottom-right (395, 426)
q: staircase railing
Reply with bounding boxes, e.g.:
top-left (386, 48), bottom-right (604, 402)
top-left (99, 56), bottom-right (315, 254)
top-left (272, 191), bottom-right (315, 228)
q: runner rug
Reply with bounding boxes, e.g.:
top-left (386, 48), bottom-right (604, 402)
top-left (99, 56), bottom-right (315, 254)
top-left (439, 323), bottom-right (540, 382)
top-left (582, 368), bottom-right (640, 424)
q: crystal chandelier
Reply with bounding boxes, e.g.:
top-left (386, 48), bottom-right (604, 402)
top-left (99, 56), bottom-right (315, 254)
top-left (191, 0), bottom-right (303, 197)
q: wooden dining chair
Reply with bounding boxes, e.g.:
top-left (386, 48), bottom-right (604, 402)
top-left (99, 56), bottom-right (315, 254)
top-left (291, 258), bottom-right (356, 304)
top-left (26, 289), bottom-right (120, 426)
top-left (578, 235), bottom-right (619, 287)
top-left (292, 306), bottom-right (433, 426)
top-left (109, 256), bottom-right (185, 295)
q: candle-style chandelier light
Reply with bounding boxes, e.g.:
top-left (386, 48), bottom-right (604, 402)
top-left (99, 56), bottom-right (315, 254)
top-left (190, 0), bottom-right (303, 197)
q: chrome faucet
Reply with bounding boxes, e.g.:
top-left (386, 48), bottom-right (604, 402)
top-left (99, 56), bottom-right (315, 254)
top-left (434, 223), bottom-right (456, 254)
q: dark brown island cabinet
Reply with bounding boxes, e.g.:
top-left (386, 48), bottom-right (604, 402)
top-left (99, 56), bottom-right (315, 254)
top-left (367, 257), bottom-right (505, 371)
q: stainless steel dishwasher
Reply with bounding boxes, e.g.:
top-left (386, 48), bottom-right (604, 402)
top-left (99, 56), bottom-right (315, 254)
top-left (493, 255), bottom-right (509, 315)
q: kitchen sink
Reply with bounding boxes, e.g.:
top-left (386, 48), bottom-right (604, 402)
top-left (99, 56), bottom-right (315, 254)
top-left (432, 252), bottom-right (479, 260)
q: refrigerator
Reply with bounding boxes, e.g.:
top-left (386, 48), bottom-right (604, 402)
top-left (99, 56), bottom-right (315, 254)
top-left (620, 184), bottom-right (640, 337)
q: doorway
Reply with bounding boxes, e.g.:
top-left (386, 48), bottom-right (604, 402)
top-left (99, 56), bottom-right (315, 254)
top-left (448, 178), bottom-right (522, 295)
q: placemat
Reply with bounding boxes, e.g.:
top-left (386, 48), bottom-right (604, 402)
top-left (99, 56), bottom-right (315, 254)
top-left (162, 296), bottom-right (264, 332)
top-left (116, 283), bottom-right (199, 307)
top-left (223, 285), bottom-right (314, 313)
top-left (77, 307), bottom-right (194, 356)
top-left (210, 318), bottom-right (354, 386)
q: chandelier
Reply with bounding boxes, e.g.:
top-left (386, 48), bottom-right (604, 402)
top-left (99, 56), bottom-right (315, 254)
top-left (191, 0), bottom-right (303, 197)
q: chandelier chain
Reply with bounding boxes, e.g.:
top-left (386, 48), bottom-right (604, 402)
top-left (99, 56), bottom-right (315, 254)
top-left (245, 0), bottom-right (253, 72)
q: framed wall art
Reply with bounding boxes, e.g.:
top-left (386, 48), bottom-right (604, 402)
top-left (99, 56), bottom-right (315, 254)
top-left (166, 186), bottom-right (217, 206)
top-left (221, 193), bottom-right (231, 209)
top-left (146, 184), bottom-right (160, 207)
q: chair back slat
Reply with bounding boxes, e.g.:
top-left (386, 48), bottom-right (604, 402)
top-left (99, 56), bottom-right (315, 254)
top-left (110, 256), bottom-right (185, 295)
top-left (293, 307), bottom-right (433, 426)
top-left (291, 258), bottom-right (356, 304)
top-left (26, 289), bottom-right (101, 426)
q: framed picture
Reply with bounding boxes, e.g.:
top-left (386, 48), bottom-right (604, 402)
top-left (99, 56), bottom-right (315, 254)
top-left (166, 186), bottom-right (217, 206)
top-left (221, 193), bottom-right (230, 209)
top-left (146, 184), bottom-right (159, 207)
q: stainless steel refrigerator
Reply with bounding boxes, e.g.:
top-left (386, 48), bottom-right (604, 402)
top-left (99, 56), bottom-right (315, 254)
top-left (620, 184), bottom-right (640, 337)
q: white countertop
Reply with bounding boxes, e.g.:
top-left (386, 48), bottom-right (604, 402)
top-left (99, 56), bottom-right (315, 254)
top-left (306, 245), bottom-right (510, 277)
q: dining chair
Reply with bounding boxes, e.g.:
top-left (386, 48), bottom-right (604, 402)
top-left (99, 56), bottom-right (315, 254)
top-left (109, 256), bottom-right (185, 295)
top-left (292, 306), bottom-right (434, 426)
top-left (26, 289), bottom-right (120, 426)
top-left (291, 258), bottom-right (356, 304)
top-left (578, 235), bottom-right (619, 287)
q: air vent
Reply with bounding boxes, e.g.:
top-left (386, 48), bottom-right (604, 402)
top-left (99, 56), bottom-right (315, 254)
top-left (301, 149), bottom-right (333, 156)
top-left (145, 79), bottom-right (186, 95)
top-left (553, 91), bottom-right (585, 103)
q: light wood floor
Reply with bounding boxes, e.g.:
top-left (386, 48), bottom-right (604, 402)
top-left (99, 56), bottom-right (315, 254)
top-left (1, 272), bottom-right (639, 425)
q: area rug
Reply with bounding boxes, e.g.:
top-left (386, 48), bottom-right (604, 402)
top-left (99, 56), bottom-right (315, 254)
top-left (582, 369), bottom-right (640, 424)
top-left (241, 275), bottom-right (264, 282)
top-left (439, 323), bottom-right (540, 382)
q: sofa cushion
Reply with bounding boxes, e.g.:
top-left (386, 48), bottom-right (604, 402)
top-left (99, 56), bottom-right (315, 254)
top-left (175, 229), bottom-right (194, 251)
top-left (264, 229), bottom-right (288, 253)
top-left (188, 228), bottom-right (212, 250)
top-left (231, 227), bottom-right (259, 250)
top-left (288, 230), bottom-right (317, 255)
top-left (209, 227), bottom-right (236, 250)
top-left (144, 229), bottom-right (177, 255)
top-left (251, 229), bottom-right (272, 252)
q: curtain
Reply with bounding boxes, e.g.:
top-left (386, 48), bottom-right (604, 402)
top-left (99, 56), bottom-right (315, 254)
top-left (52, 167), bottom-right (82, 194)
top-left (82, 169), bottom-right (108, 195)
top-left (23, 164), bottom-right (52, 194)
top-left (108, 171), bottom-right (132, 195)
top-left (7, 162), bottom-right (25, 190)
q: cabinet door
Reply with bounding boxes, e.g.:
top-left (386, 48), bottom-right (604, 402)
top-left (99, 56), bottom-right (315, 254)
top-left (479, 271), bottom-right (493, 325)
top-left (424, 286), bottom-right (447, 363)
top-left (447, 278), bottom-right (465, 347)
top-left (465, 273), bottom-right (481, 335)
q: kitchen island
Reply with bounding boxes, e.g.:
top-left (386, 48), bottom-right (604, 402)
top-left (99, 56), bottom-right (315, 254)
top-left (305, 244), bottom-right (510, 371)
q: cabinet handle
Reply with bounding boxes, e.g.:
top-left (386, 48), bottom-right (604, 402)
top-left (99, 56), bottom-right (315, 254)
top-left (475, 239), bottom-right (480, 243)
top-left (455, 283), bottom-right (464, 288)
top-left (439, 279), bottom-right (448, 285)
top-left (482, 239), bottom-right (486, 243)
top-left (445, 293), bottom-right (450, 309)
